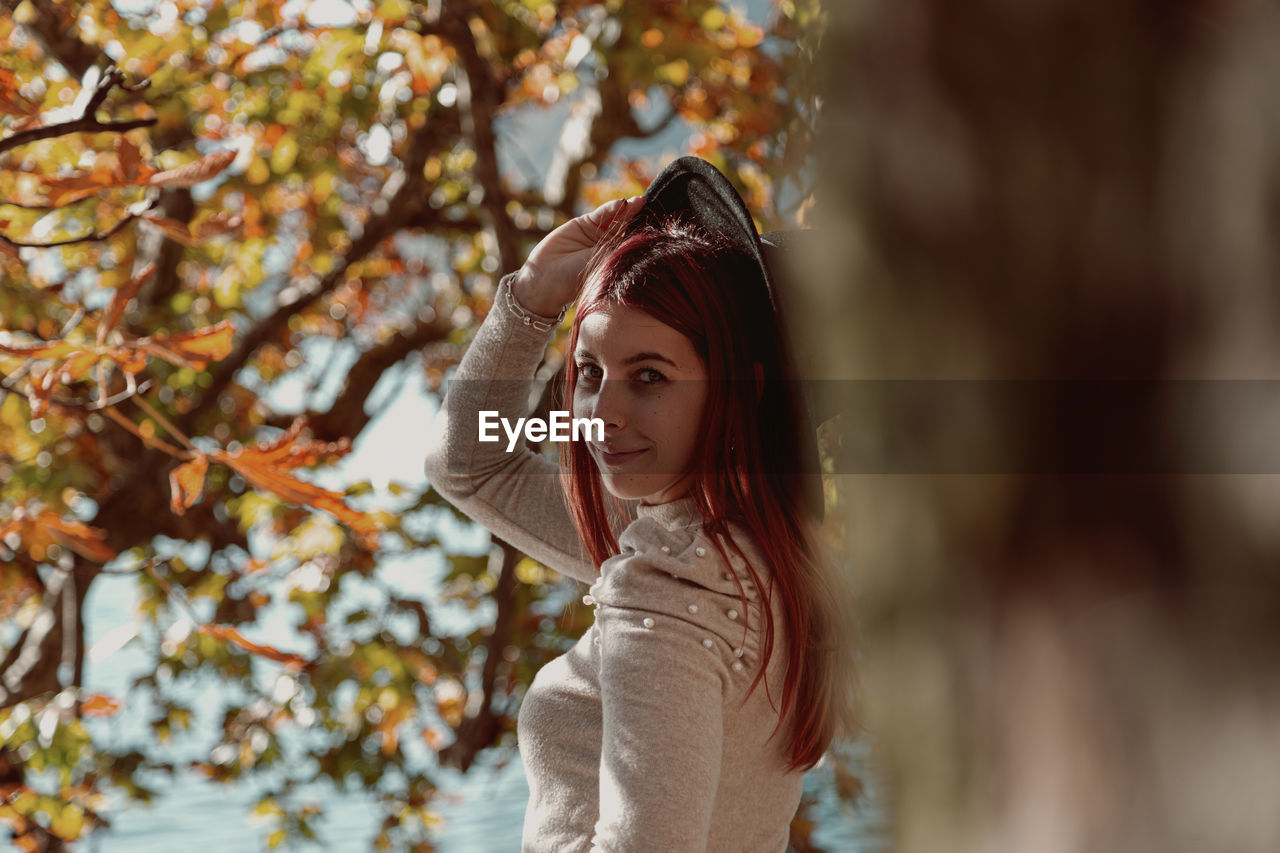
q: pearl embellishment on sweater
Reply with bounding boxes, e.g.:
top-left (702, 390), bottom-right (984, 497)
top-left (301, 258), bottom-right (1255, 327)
top-left (702, 638), bottom-right (714, 649)
top-left (687, 604), bottom-right (698, 614)
top-left (732, 661), bottom-right (744, 672)
top-left (642, 617), bottom-right (655, 629)
top-left (727, 609), bottom-right (739, 620)
top-left (734, 648), bottom-right (744, 657)
top-left (583, 594), bottom-right (595, 606)
top-left (695, 546), bottom-right (706, 557)
top-left (660, 545), bottom-right (671, 554)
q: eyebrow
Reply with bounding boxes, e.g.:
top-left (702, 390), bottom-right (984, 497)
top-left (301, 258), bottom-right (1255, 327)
top-left (575, 348), bottom-right (680, 368)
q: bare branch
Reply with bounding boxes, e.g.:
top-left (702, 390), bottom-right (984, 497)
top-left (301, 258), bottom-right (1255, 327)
top-left (0, 66), bottom-right (156, 155)
top-left (298, 313), bottom-right (456, 442)
top-left (0, 207), bottom-right (150, 249)
top-left (438, 0), bottom-right (521, 274)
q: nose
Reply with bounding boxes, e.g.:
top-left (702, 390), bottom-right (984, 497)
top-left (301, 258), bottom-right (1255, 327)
top-left (579, 378), bottom-right (627, 431)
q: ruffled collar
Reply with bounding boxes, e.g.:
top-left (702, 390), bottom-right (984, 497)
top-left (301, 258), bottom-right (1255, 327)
top-left (634, 495), bottom-right (700, 529)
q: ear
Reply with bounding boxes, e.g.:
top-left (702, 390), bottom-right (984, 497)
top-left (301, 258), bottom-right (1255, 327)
top-left (753, 361), bottom-right (765, 404)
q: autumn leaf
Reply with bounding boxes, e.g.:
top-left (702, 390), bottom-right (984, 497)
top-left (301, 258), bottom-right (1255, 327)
top-left (141, 213), bottom-right (194, 245)
top-left (98, 263), bottom-right (156, 345)
top-left (198, 624), bottom-right (310, 666)
top-left (214, 449), bottom-right (381, 549)
top-left (81, 694), bottom-right (123, 717)
top-left (139, 319), bottom-right (235, 370)
top-left (46, 514), bottom-right (117, 562)
top-left (193, 211), bottom-right (243, 240)
top-left (0, 507), bottom-right (116, 563)
top-left (41, 168), bottom-right (122, 207)
top-left (169, 453), bottom-right (209, 515)
top-left (114, 135), bottom-right (147, 183)
top-left (148, 149), bottom-right (236, 189)
top-left (52, 349), bottom-right (100, 383)
top-left (231, 417), bottom-right (352, 471)
top-left (0, 68), bottom-right (38, 117)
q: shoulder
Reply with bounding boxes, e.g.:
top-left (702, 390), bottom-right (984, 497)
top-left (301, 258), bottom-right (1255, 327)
top-left (587, 516), bottom-right (772, 694)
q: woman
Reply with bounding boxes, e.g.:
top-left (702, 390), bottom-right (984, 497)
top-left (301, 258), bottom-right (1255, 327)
top-left (423, 157), bottom-right (841, 852)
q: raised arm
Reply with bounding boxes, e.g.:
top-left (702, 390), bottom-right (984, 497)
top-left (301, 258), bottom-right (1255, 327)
top-left (422, 197), bottom-right (646, 584)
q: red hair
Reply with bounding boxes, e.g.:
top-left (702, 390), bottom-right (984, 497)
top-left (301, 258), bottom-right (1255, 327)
top-left (559, 217), bottom-right (837, 770)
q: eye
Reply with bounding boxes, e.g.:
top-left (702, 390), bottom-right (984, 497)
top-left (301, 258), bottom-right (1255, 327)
top-left (635, 367), bottom-right (667, 385)
top-left (576, 362), bottom-right (603, 383)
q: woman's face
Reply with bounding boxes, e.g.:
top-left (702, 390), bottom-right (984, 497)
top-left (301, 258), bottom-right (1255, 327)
top-left (573, 304), bottom-right (708, 505)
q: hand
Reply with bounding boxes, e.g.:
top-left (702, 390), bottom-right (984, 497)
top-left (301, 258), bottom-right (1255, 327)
top-left (512, 196), bottom-right (646, 316)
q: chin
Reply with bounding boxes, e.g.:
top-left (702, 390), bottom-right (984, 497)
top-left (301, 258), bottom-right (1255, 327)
top-left (597, 471), bottom-right (675, 503)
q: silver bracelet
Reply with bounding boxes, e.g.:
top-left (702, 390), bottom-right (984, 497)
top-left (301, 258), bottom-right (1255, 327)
top-left (504, 280), bottom-right (566, 332)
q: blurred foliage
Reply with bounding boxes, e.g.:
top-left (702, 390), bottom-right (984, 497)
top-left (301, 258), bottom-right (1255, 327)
top-left (0, 0), bottom-right (833, 849)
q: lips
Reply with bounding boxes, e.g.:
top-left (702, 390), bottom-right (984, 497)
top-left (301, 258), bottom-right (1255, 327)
top-left (591, 445), bottom-right (647, 467)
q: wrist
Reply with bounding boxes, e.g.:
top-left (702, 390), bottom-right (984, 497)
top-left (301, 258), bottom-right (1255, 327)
top-left (505, 271), bottom-right (566, 332)
top-left (510, 267), bottom-right (566, 319)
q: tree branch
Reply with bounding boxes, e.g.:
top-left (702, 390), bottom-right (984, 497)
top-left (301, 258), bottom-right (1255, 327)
top-left (0, 207), bottom-right (150, 249)
top-left (170, 106), bottom-right (460, 441)
top-left (280, 312), bottom-right (456, 442)
top-left (0, 65), bottom-right (155, 156)
top-left (438, 0), bottom-right (522, 274)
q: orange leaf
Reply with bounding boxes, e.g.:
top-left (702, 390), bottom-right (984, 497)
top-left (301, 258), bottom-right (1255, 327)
top-left (116, 347), bottom-right (148, 374)
top-left (214, 450), bottom-right (379, 549)
top-left (148, 149), bottom-right (236, 189)
top-left (193, 211), bottom-right (243, 240)
top-left (169, 453), bottom-right (209, 515)
top-left (198, 624), bottom-right (310, 666)
top-left (229, 418), bottom-right (351, 471)
top-left (0, 69), bottom-right (38, 117)
top-left (140, 319), bottom-right (235, 370)
top-left (82, 693), bottom-right (122, 717)
top-left (40, 170), bottom-right (120, 207)
top-left (98, 263), bottom-right (156, 345)
top-left (115, 135), bottom-right (145, 183)
top-left (142, 213), bottom-right (195, 245)
top-left (45, 515), bottom-right (116, 562)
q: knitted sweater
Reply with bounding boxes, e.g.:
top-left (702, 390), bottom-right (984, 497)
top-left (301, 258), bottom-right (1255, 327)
top-left (422, 274), bottom-right (804, 852)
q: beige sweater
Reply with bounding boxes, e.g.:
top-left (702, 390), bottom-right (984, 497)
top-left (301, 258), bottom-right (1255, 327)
top-left (422, 274), bottom-right (804, 852)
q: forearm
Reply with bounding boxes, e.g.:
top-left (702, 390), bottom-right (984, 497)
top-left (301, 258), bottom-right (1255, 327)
top-left (423, 272), bottom-right (596, 582)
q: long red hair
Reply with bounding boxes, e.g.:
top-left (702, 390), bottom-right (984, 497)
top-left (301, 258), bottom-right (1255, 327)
top-left (559, 217), bottom-right (838, 771)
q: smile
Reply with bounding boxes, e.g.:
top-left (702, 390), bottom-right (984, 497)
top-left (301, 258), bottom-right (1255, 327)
top-left (592, 446), bottom-right (647, 467)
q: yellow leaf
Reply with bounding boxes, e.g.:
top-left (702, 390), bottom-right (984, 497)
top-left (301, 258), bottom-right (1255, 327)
top-left (48, 802), bottom-right (86, 841)
top-left (58, 350), bottom-right (100, 382)
top-left (141, 320), bottom-right (235, 369)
